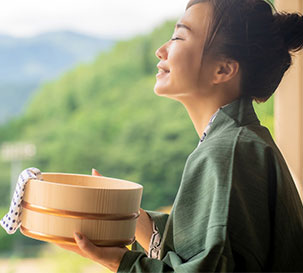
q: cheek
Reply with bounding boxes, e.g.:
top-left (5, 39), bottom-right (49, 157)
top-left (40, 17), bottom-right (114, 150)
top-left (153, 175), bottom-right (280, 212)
top-left (171, 48), bottom-right (201, 87)
top-left (154, 45), bottom-right (203, 96)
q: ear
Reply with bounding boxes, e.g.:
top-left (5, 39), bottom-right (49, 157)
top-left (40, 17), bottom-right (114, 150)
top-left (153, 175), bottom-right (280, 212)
top-left (212, 59), bottom-right (239, 85)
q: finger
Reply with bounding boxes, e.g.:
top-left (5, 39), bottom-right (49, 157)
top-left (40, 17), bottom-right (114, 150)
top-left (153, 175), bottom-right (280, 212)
top-left (74, 232), bottom-right (102, 262)
top-left (92, 168), bottom-right (102, 176)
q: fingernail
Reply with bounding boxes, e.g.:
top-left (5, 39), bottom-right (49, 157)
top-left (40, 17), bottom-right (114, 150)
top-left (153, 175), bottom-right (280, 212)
top-left (74, 232), bottom-right (83, 240)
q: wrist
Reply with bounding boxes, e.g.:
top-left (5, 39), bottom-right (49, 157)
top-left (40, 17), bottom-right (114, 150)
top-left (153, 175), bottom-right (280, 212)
top-left (135, 209), bottom-right (153, 252)
top-left (108, 247), bottom-right (129, 273)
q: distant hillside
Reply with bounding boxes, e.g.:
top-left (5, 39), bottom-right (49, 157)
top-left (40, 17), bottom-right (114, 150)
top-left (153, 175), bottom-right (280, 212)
top-left (0, 31), bottom-right (116, 123)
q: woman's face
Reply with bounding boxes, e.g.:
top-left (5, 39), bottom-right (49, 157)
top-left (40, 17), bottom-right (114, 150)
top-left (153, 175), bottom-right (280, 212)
top-left (154, 2), bottom-right (213, 100)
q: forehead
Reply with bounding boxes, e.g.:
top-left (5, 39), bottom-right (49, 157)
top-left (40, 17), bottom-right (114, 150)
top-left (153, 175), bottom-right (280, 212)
top-left (177, 2), bottom-right (212, 35)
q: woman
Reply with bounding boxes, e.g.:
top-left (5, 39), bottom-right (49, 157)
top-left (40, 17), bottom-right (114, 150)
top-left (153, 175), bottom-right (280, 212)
top-left (58, 0), bottom-right (303, 272)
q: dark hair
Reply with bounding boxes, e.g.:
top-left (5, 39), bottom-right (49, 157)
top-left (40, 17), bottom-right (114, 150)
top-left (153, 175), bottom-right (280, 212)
top-left (186, 0), bottom-right (303, 103)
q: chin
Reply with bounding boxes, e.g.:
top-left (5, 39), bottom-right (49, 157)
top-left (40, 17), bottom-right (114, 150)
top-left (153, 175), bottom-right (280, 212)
top-left (154, 80), bottom-right (175, 95)
top-left (154, 85), bottom-right (172, 98)
top-left (153, 86), bottom-right (181, 103)
top-left (154, 83), bottom-right (165, 95)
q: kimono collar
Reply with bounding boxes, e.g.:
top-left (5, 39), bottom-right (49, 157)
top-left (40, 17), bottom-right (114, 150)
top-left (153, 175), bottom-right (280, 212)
top-left (203, 96), bottom-right (260, 142)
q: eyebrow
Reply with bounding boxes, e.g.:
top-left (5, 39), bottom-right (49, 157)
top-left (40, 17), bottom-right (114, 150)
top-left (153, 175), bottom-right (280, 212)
top-left (175, 23), bottom-right (192, 32)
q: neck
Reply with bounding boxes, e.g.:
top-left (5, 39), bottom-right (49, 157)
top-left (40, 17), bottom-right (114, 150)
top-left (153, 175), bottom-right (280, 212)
top-left (177, 93), bottom-right (238, 139)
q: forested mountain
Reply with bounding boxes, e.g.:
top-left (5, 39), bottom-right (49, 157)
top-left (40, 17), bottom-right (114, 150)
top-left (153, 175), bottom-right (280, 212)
top-left (0, 19), bottom-right (274, 211)
top-left (0, 31), bottom-right (116, 123)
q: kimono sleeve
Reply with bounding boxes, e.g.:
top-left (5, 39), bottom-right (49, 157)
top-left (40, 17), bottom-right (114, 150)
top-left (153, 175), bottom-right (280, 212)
top-left (117, 239), bottom-right (234, 273)
top-left (117, 132), bottom-right (273, 272)
top-left (145, 210), bottom-right (169, 239)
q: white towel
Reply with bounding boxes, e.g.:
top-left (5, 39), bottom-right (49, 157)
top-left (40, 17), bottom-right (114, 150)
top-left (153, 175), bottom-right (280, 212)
top-left (0, 167), bottom-right (43, 234)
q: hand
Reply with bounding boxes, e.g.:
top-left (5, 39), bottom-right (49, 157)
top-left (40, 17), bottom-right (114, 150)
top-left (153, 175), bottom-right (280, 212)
top-left (56, 232), bottom-right (129, 273)
top-left (55, 168), bottom-right (129, 272)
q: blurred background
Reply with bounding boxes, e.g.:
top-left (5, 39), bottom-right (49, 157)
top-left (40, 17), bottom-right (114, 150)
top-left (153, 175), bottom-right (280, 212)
top-left (0, 0), bottom-right (276, 272)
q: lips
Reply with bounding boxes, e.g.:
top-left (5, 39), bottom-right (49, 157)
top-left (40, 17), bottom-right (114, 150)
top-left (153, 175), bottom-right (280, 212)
top-left (156, 70), bottom-right (170, 78)
top-left (157, 64), bottom-right (170, 73)
top-left (158, 68), bottom-right (170, 73)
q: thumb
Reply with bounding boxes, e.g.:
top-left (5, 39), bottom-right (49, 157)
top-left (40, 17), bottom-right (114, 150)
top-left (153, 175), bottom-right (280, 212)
top-left (74, 232), bottom-right (101, 262)
top-left (92, 168), bottom-right (102, 176)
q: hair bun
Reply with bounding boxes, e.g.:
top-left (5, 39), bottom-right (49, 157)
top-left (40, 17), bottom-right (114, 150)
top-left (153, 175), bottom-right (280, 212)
top-left (273, 12), bottom-right (303, 52)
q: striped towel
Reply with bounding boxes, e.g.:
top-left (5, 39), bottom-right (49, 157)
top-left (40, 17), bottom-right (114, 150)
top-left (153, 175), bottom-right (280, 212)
top-left (0, 167), bottom-right (43, 234)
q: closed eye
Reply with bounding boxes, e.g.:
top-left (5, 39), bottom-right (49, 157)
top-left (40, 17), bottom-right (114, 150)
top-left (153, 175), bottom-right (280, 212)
top-left (171, 37), bottom-right (183, 41)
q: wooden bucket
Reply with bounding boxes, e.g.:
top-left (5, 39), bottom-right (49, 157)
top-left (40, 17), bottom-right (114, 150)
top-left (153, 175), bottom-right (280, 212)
top-left (20, 173), bottom-right (143, 247)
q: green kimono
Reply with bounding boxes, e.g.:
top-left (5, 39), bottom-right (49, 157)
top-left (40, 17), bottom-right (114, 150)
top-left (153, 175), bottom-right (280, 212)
top-left (118, 96), bottom-right (303, 272)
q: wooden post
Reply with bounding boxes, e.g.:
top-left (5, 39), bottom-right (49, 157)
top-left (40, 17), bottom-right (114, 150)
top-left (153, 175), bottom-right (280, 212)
top-left (274, 0), bottom-right (303, 200)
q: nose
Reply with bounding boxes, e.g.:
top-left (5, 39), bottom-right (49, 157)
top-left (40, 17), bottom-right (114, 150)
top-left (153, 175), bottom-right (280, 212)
top-left (155, 41), bottom-right (169, 60)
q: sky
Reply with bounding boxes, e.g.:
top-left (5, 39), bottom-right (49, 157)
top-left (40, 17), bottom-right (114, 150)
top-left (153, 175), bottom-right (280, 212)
top-left (0, 0), bottom-right (187, 39)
